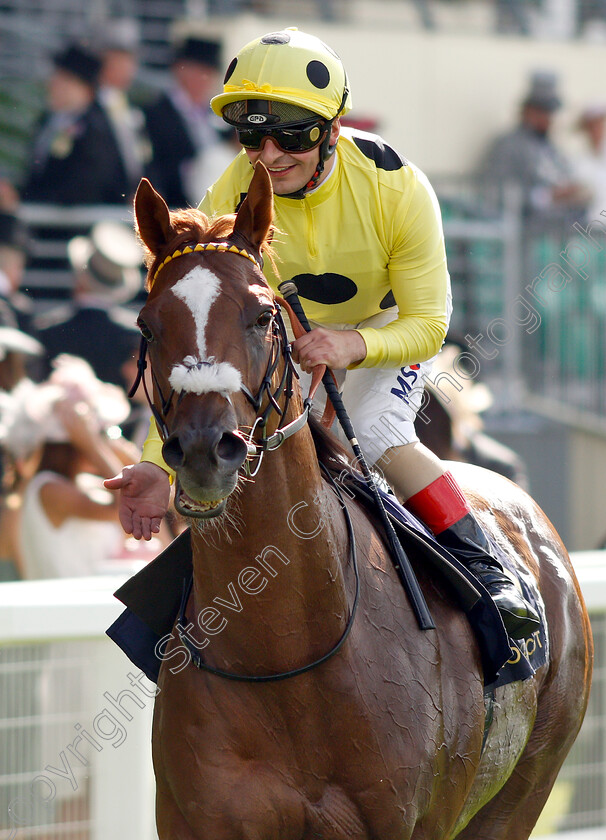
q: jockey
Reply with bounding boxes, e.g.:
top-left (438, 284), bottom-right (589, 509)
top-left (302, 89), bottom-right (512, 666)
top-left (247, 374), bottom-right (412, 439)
top-left (107, 28), bottom-right (539, 638)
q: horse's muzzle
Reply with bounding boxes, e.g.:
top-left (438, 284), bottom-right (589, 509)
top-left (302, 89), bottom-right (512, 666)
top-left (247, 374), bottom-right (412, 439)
top-left (162, 415), bottom-right (248, 518)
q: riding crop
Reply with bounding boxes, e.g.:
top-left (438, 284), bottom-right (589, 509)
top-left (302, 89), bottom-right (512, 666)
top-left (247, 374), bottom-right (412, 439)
top-left (278, 280), bottom-right (435, 631)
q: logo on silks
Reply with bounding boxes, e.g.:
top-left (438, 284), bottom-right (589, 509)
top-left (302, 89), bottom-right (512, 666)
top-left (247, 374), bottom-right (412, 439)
top-left (247, 114), bottom-right (268, 123)
top-left (390, 364), bottom-right (421, 403)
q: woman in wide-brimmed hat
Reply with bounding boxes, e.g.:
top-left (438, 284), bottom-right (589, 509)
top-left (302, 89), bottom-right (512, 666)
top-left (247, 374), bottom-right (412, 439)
top-left (0, 354), bottom-right (153, 579)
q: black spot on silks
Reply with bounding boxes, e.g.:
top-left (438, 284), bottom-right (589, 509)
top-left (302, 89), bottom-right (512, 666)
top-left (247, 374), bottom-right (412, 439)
top-left (306, 60), bottom-right (330, 89)
top-left (353, 136), bottom-right (407, 171)
top-left (290, 273), bottom-right (358, 305)
top-left (380, 290), bottom-right (396, 310)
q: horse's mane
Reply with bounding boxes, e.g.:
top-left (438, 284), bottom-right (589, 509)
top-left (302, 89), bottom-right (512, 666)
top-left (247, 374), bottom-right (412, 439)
top-left (140, 207), bottom-right (277, 291)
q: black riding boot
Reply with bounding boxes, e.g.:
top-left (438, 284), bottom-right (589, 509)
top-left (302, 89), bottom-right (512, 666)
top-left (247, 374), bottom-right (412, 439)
top-left (405, 472), bottom-right (540, 639)
top-left (436, 511), bottom-right (540, 638)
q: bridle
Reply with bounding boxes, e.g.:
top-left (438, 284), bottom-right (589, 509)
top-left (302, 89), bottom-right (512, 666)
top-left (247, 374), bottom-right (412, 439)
top-left (130, 238), bottom-right (359, 682)
top-left (130, 240), bottom-right (316, 476)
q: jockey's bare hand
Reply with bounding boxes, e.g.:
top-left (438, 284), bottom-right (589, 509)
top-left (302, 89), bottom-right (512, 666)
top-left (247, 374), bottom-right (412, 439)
top-left (104, 462), bottom-right (171, 540)
top-left (292, 328), bottom-right (367, 372)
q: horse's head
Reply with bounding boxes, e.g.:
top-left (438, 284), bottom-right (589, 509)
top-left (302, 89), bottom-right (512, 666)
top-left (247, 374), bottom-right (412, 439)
top-left (133, 164), bottom-right (288, 519)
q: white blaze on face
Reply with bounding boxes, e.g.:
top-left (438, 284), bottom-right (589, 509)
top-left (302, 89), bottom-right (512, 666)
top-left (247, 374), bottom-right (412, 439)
top-left (172, 266), bottom-right (219, 356)
top-left (168, 266), bottom-right (242, 395)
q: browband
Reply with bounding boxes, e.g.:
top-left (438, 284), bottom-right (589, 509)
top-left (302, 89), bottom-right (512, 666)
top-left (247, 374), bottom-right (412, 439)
top-left (151, 241), bottom-right (260, 286)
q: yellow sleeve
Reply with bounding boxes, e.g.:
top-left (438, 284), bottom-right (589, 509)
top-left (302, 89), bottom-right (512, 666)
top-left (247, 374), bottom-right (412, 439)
top-left (354, 169), bottom-right (449, 368)
top-left (141, 417), bottom-right (175, 479)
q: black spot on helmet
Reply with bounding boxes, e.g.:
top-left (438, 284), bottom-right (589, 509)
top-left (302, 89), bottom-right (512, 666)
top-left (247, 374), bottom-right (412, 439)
top-left (306, 60), bottom-right (330, 89)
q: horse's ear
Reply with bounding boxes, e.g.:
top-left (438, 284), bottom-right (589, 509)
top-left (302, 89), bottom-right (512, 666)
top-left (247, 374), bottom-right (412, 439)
top-left (134, 178), bottom-right (173, 252)
top-left (232, 162), bottom-right (273, 251)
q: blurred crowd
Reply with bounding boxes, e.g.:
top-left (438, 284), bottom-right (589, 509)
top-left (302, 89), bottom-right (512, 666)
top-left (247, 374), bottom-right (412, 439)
top-left (0, 15), bottom-right (604, 584)
top-left (477, 69), bottom-right (605, 232)
top-left (7, 21), bottom-right (235, 210)
top-left (0, 21), bottom-right (238, 583)
top-left (0, 210), bottom-right (180, 584)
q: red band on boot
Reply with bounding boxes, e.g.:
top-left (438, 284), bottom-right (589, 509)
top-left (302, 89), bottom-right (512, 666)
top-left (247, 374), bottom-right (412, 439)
top-left (405, 471), bottom-right (471, 534)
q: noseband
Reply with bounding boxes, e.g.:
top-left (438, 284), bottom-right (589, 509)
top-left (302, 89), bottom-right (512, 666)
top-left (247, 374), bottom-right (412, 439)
top-left (130, 241), bottom-right (312, 475)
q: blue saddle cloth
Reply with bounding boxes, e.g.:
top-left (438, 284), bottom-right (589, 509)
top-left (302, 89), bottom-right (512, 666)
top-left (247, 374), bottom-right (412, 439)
top-left (107, 475), bottom-right (548, 688)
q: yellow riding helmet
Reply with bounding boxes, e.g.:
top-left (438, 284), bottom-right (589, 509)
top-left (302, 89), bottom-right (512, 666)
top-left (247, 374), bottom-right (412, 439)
top-left (211, 28), bottom-right (352, 122)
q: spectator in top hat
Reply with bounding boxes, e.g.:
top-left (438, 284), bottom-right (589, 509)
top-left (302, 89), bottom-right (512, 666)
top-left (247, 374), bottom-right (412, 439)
top-left (478, 70), bottom-right (590, 229)
top-left (98, 18), bottom-right (152, 200)
top-left (144, 35), bottom-right (231, 208)
top-left (35, 220), bottom-right (143, 387)
top-left (20, 41), bottom-right (129, 205)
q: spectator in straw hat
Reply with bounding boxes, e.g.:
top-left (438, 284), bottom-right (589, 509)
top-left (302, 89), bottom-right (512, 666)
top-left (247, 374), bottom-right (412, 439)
top-left (0, 209), bottom-right (46, 380)
top-left (0, 314), bottom-right (43, 393)
top-left (20, 41), bottom-right (129, 205)
top-left (0, 354), bottom-right (143, 579)
top-left (35, 220), bottom-right (143, 387)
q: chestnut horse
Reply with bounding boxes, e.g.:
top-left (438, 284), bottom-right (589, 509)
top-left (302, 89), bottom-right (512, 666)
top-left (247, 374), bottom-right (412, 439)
top-left (132, 164), bottom-right (593, 840)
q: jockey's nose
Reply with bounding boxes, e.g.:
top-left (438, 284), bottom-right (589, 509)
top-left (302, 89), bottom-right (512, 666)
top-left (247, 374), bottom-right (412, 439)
top-left (258, 136), bottom-right (285, 161)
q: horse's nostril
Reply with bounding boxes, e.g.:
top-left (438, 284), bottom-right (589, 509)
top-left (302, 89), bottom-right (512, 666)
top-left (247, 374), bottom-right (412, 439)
top-left (216, 431), bottom-right (247, 467)
top-left (163, 436), bottom-right (184, 470)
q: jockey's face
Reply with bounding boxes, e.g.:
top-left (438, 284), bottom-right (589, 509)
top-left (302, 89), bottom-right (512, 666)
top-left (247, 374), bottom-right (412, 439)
top-left (244, 119), bottom-right (340, 196)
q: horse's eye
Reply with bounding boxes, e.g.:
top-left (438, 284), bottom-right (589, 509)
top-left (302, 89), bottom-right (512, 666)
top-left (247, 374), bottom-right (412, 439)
top-left (256, 310), bottom-right (274, 329)
top-left (138, 319), bottom-right (154, 343)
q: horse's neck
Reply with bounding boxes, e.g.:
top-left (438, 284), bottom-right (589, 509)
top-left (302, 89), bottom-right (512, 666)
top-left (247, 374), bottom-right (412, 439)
top-left (189, 418), bottom-right (352, 675)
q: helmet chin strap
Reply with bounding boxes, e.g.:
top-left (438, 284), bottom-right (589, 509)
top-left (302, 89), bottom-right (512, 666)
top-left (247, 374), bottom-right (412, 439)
top-left (282, 80), bottom-right (348, 200)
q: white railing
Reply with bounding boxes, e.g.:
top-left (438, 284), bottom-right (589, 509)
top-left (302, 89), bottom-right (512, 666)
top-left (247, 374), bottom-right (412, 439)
top-left (0, 574), bottom-right (157, 840)
top-left (0, 555), bottom-right (604, 839)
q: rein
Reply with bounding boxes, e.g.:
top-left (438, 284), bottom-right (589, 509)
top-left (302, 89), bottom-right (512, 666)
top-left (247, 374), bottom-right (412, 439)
top-left (177, 462), bottom-right (360, 682)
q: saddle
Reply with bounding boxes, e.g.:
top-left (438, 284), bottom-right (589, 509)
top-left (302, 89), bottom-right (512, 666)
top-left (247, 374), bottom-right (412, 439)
top-left (107, 475), bottom-right (547, 688)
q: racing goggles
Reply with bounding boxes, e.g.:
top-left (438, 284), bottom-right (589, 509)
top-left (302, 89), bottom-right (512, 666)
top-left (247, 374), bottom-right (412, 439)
top-left (236, 120), bottom-right (328, 153)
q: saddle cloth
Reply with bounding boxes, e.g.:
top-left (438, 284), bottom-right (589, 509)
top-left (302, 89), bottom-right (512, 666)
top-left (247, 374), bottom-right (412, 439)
top-left (107, 474), bottom-right (548, 688)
